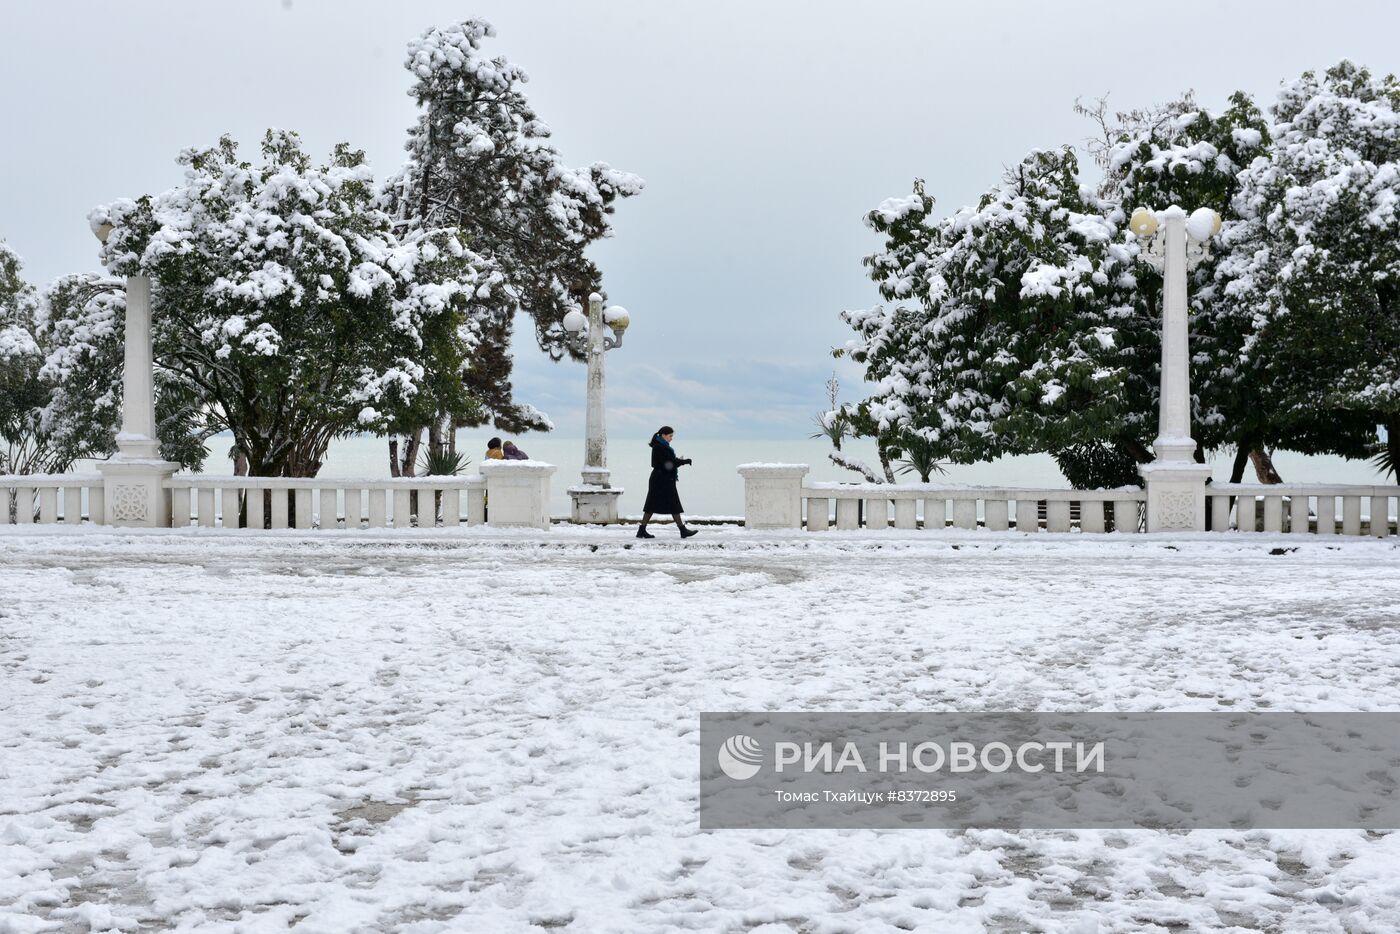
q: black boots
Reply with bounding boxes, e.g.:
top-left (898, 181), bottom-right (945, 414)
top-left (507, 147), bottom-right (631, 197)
top-left (636, 524), bottom-right (696, 539)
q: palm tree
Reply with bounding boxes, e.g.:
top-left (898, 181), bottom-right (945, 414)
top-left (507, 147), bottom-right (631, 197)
top-left (420, 446), bottom-right (470, 476)
top-left (810, 373), bottom-right (849, 450)
top-left (894, 432), bottom-right (946, 483)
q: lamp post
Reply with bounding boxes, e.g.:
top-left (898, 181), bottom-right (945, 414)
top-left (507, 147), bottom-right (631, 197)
top-left (561, 292), bottom-right (630, 524)
top-left (1130, 205), bottom-right (1220, 531)
top-left (93, 223), bottom-right (179, 526)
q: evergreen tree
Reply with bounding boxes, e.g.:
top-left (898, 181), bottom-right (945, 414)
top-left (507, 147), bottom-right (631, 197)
top-left (381, 19), bottom-right (642, 462)
top-left (1219, 61), bottom-right (1400, 476)
top-left (843, 149), bottom-right (1148, 478)
top-left (0, 248), bottom-right (204, 474)
top-left (844, 68), bottom-right (1400, 485)
top-left (0, 241), bottom-right (48, 475)
top-left (93, 130), bottom-right (493, 477)
top-left (1100, 91), bottom-right (1281, 481)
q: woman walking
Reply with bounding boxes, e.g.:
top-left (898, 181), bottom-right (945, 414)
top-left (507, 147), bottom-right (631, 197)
top-left (639, 426), bottom-right (698, 539)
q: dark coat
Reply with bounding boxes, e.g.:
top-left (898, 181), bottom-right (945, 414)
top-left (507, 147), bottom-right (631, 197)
top-left (643, 438), bottom-right (690, 514)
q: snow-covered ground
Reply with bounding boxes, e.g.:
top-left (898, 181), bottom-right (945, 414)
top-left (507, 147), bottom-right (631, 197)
top-left (2, 527), bottom-right (1399, 933)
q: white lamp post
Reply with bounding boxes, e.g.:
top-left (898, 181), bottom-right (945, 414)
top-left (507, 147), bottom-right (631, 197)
top-left (561, 292), bottom-right (630, 524)
top-left (93, 223), bottom-right (179, 526)
top-left (1132, 205), bottom-right (1220, 531)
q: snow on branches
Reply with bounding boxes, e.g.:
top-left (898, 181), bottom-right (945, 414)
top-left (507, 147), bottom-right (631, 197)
top-left (384, 19), bottom-right (643, 351)
top-left (844, 148), bottom-right (1144, 466)
top-left (1, 248), bottom-right (196, 474)
top-left (92, 130), bottom-right (496, 476)
top-left (1218, 61), bottom-right (1400, 465)
top-left (844, 63), bottom-right (1399, 480)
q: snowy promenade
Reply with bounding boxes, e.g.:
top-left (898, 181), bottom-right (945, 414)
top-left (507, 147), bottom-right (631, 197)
top-left (3, 528), bottom-right (1400, 932)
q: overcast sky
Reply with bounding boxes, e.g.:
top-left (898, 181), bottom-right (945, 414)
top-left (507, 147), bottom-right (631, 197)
top-left (3, 1), bottom-right (1397, 439)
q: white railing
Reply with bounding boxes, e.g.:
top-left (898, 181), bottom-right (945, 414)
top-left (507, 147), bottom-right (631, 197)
top-left (0, 461), bottom-right (556, 530)
top-left (802, 482), bottom-right (1147, 532)
top-left (1, 474), bottom-right (105, 525)
top-left (737, 464), bottom-right (1398, 537)
top-left (164, 475), bottom-right (487, 529)
top-left (1208, 484), bottom-right (1398, 537)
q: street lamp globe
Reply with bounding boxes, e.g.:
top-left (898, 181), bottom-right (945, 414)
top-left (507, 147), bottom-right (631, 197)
top-left (1128, 207), bottom-right (1159, 238)
top-left (604, 305), bottom-right (630, 332)
top-left (1187, 207), bottom-right (1222, 242)
top-left (562, 309), bottom-right (588, 333)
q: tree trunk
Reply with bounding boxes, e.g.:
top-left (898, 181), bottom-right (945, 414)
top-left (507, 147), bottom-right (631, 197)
top-left (1119, 437), bottom-right (1154, 465)
top-left (876, 433), bottom-right (896, 484)
top-left (1249, 448), bottom-right (1283, 484)
top-left (389, 439), bottom-right (401, 478)
top-left (402, 429), bottom-right (424, 522)
top-left (401, 430), bottom-right (422, 478)
top-left (428, 416), bottom-right (443, 456)
top-left (1229, 446), bottom-right (1250, 484)
top-left (234, 449), bottom-right (248, 477)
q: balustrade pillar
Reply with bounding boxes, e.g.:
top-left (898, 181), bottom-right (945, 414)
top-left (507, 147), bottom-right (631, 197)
top-left (737, 464), bottom-right (809, 529)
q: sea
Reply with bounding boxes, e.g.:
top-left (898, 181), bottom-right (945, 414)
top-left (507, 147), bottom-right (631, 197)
top-left (180, 432), bottom-right (1388, 520)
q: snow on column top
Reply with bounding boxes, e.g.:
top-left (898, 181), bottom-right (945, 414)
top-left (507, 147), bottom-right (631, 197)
top-left (479, 459), bottom-right (557, 474)
top-left (736, 463), bottom-right (811, 477)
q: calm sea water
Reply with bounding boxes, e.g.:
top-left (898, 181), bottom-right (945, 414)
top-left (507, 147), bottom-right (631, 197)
top-left (191, 432), bottom-right (1388, 519)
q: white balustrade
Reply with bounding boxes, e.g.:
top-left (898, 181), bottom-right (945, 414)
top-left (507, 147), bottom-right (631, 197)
top-left (162, 475), bottom-right (489, 530)
top-left (949, 499), bottom-right (976, 530)
top-left (738, 466), bottom-right (1399, 539)
top-left (1205, 485), bottom-right (1398, 536)
top-left (1, 475), bottom-right (105, 525)
top-left (747, 471), bottom-right (1153, 534)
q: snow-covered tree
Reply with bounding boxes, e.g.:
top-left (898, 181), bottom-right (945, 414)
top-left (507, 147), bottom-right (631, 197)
top-left (1101, 92), bottom-right (1281, 481)
top-left (0, 248), bottom-right (204, 475)
top-left (842, 149), bottom-right (1148, 484)
top-left (380, 18), bottom-right (642, 467)
top-left (93, 130), bottom-right (496, 477)
top-left (843, 68), bottom-right (1400, 486)
top-left (0, 241), bottom-right (47, 474)
top-left (39, 274), bottom-right (211, 471)
top-left (1219, 61), bottom-right (1400, 477)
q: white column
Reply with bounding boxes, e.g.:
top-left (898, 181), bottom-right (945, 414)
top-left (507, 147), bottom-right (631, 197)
top-left (98, 274), bottom-right (179, 527)
top-left (1154, 211), bottom-right (1196, 463)
top-left (581, 293), bottom-right (608, 488)
top-left (570, 293), bottom-right (624, 524)
top-left (1140, 208), bottom-right (1211, 532)
top-left (117, 276), bottom-right (159, 457)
